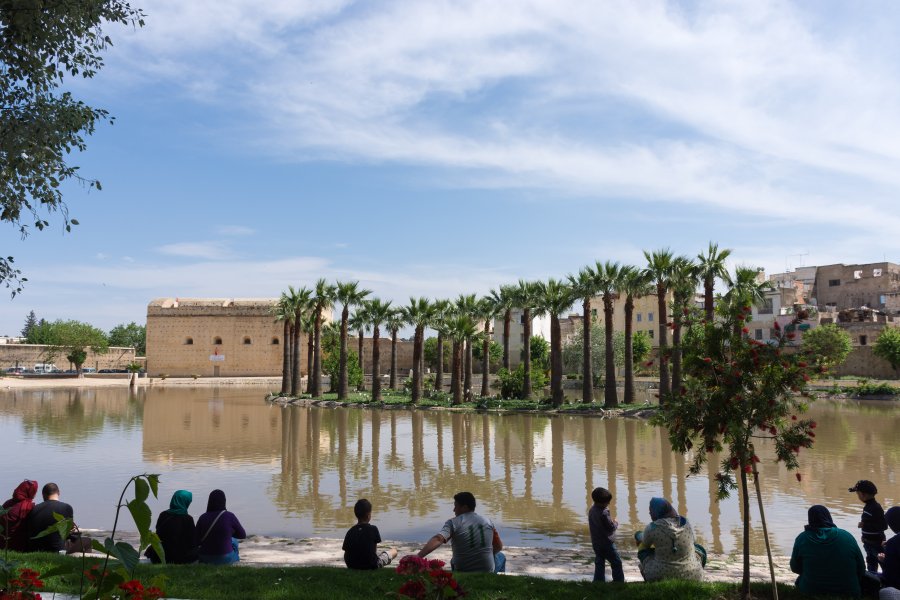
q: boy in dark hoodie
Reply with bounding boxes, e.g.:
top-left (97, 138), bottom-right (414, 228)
top-left (879, 506), bottom-right (900, 589)
top-left (850, 480), bottom-right (887, 573)
top-left (588, 487), bottom-right (624, 583)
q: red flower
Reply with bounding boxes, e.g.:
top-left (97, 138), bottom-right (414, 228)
top-left (774, 321), bottom-right (781, 330)
top-left (786, 332), bottom-right (796, 339)
top-left (702, 357), bottom-right (712, 363)
top-left (427, 559), bottom-right (445, 570)
top-left (398, 580), bottom-right (427, 599)
top-left (741, 327), bottom-right (749, 334)
top-left (396, 555), bottom-right (428, 575)
top-left (751, 455), bottom-right (760, 463)
top-left (809, 421), bottom-right (817, 429)
top-left (743, 465), bottom-right (752, 473)
top-left (798, 361), bottom-right (807, 368)
top-left (791, 415), bottom-right (797, 420)
top-left (729, 457), bottom-right (739, 470)
top-left (796, 473), bottom-right (802, 482)
top-left (809, 432), bottom-right (816, 438)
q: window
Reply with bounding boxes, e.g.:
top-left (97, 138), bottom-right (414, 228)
top-left (213, 337), bottom-right (223, 345)
top-left (828, 279), bottom-right (841, 287)
top-left (271, 337), bottom-right (280, 345)
top-left (591, 308), bottom-right (598, 318)
top-left (637, 313), bottom-right (642, 322)
top-left (826, 302), bottom-right (837, 310)
top-left (755, 329), bottom-right (763, 340)
top-left (860, 335), bottom-right (868, 346)
top-left (854, 270), bottom-right (863, 279)
top-left (519, 314), bottom-right (526, 324)
top-left (874, 268), bottom-right (883, 277)
top-left (243, 337), bottom-right (252, 345)
top-left (758, 299), bottom-right (774, 315)
top-left (184, 337), bottom-right (193, 345)
top-left (648, 312), bottom-right (654, 322)
top-left (647, 329), bottom-right (654, 339)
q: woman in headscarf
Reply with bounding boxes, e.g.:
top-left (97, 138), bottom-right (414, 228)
top-left (634, 497), bottom-right (704, 582)
top-left (146, 490), bottom-right (198, 564)
top-left (1, 480), bottom-right (38, 551)
top-left (196, 489), bottom-right (246, 565)
top-left (878, 506), bottom-right (900, 591)
top-left (790, 505), bottom-right (865, 598)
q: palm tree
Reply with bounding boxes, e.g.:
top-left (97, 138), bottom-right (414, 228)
top-left (309, 278), bottom-right (336, 398)
top-left (593, 261), bottom-right (626, 408)
top-left (723, 266), bottom-right (772, 335)
top-left (697, 242), bottom-right (732, 322)
top-left (430, 299), bottom-right (451, 392)
top-left (488, 285), bottom-right (517, 371)
top-left (455, 294), bottom-right (478, 401)
top-left (669, 256), bottom-right (699, 395)
top-left (446, 314), bottom-right (478, 405)
top-left (301, 311), bottom-right (316, 394)
top-left (620, 267), bottom-right (652, 405)
top-left (512, 280), bottom-right (541, 400)
top-left (644, 248), bottom-right (675, 400)
top-left (284, 286), bottom-right (312, 396)
top-left (477, 296), bottom-right (501, 397)
top-left (567, 266), bottom-right (598, 404)
top-left (536, 278), bottom-right (574, 407)
top-left (334, 281), bottom-right (371, 400)
top-left (386, 309), bottom-right (406, 391)
top-left (363, 299), bottom-right (393, 403)
top-left (403, 297), bottom-right (434, 404)
top-left (272, 292), bottom-right (294, 395)
top-left (349, 309), bottom-right (369, 391)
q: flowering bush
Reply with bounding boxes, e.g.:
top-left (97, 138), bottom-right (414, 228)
top-left (1, 568), bottom-right (44, 600)
top-left (396, 556), bottom-right (465, 599)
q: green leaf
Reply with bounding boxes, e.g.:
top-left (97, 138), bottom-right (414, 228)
top-left (126, 499), bottom-right (151, 536)
top-left (146, 474), bottom-right (160, 498)
top-left (147, 531), bottom-right (165, 565)
top-left (91, 538), bottom-right (108, 555)
top-left (32, 513), bottom-right (73, 541)
top-left (39, 563), bottom-right (78, 578)
top-left (134, 477), bottom-right (149, 502)
top-left (115, 542), bottom-right (140, 572)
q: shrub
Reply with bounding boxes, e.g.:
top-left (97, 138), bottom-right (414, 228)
top-left (497, 364), bottom-right (548, 399)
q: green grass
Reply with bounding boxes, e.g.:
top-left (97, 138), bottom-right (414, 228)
top-left (0, 553), bottom-right (852, 599)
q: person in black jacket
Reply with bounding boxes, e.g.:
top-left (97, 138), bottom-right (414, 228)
top-left (879, 507), bottom-right (900, 590)
top-left (146, 490), bottom-right (197, 564)
top-left (342, 499), bottom-right (397, 569)
top-left (850, 480), bottom-right (887, 573)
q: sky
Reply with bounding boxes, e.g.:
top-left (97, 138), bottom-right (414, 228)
top-left (4, 0), bottom-right (900, 336)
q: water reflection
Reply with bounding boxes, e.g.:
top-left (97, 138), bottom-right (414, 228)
top-left (0, 388), bottom-right (897, 554)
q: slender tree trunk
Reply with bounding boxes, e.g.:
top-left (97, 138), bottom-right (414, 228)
top-left (582, 298), bottom-right (593, 404)
top-left (390, 329), bottom-right (398, 390)
top-left (739, 467), bottom-right (751, 599)
top-left (464, 339), bottom-right (473, 402)
top-left (291, 322), bottom-right (302, 396)
top-left (502, 310), bottom-right (511, 371)
top-left (604, 295), bottom-right (617, 408)
top-left (338, 306), bottom-right (349, 400)
top-left (551, 314), bottom-right (563, 407)
top-left (752, 460), bottom-right (779, 600)
top-left (412, 326), bottom-right (423, 403)
top-left (481, 321), bottom-right (490, 397)
top-left (704, 278), bottom-right (715, 322)
top-left (357, 330), bottom-right (365, 391)
top-left (281, 320), bottom-right (291, 395)
top-left (450, 339), bottom-right (459, 402)
top-left (312, 312), bottom-right (323, 397)
top-left (522, 308), bottom-right (532, 400)
top-left (657, 283), bottom-right (671, 401)
top-left (435, 332), bottom-right (444, 392)
top-left (306, 332), bottom-right (314, 394)
top-left (672, 298), bottom-right (683, 395)
top-left (372, 325), bottom-right (382, 402)
top-left (624, 295), bottom-right (635, 405)
top-left (452, 340), bottom-right (463, 405)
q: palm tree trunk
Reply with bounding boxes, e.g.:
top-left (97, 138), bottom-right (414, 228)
top-left (740, 467), bottom-right (751, 599)
top-left (522, 308), bottom-right (532, 400)
top-left (624, 296), bottom-right (635, 405)
top-left (551, 314), bottom-right (563, 407)
top-left (657, 284), bottom-right (671, 401)
top-left (338, 306), bottom-right (349, 400)
top-left (604, 295), bottom-right (617, 408)
top-left (357, 330), bottom-right (365, 391)
top-left (582, 298), bottom-right (593, 404)
top-left (464, 339), bottom-right (473, 402)
top-left (306, 333), bottom-right (314, 394)
top-left (481, 321), bottom-right (490, 397)
top-left (672, 303), bottom-right (682, 395)
top-left (312, 312), bottom-right (323, 397)
top-left (450, 339), bottom-right (459, 401)
top-left (390, 329), bottom-right (398, 390)
top-left (452, 340), bottom-right (463, 405)
top-left (435, 332), bottom-right (444, 392)
top-left (502, 310), bottom-right (511, 370)
top-left (291, 322), bottom-right (302, 396)
top-left (372, 325), bottom-right (382, 402)
top-left (412, 326), bottom-right (423, 403)
top-left (704, 278), bottom-right (715, 322)
top-left (281, 320), bottom-right (291, 395)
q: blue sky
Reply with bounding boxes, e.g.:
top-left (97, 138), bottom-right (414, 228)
top-left (4, 0), bottom-right (900, 335)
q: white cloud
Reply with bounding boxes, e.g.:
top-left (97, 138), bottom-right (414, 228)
top-left (95, 253), bottom-right (108, 260)
top-left (156, 242), bottom-right (234, 260)
top-left (216, 225), bottom-right (256, 236)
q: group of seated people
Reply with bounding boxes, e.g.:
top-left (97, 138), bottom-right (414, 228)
top-left (1, 481), bottom-right (246, 565)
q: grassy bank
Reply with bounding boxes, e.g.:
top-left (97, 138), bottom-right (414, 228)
top-left (1, 552), bottom-right (845, 599)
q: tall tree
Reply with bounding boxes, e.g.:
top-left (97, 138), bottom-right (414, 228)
top-left (722, 266), bottom-right (772, 336)
top-left (21, 310), bottom-right (37, 339)
top-left (286, 286), bottom-right (312, 396)
top-left (363, 299), bottom-right (393, 403)
top-left (309, 278), bottom-right (336, 398)
top-left (477, 296), bottom-right (501, 398)
top-left (567, 267), bottom-right (598, 404)
top-left (1, 1), bottom-right (144, 294)
top-left (644, 249), bottom-right (675, 401)
top-left (107, 322), bottom-right (146, 355)
top-left (334, 281), bottom-right (371, 400)
top-left (669, 256), bottom-right (699, 396)
top-left (273, 293), bottom-right (294, 395)
top-left (620, 267), bottom-right (653, 405)
top-left (403, 298), bottom-right (433, 404)
top-left (536, 279), bottom-right (574, 407)
top-left (386, 309), bottom-right (406, 390)
top-left (348, 309), bottom-right (369, 392)
top-left (454, 294), bottom-right (479, 401)
top-left (594, 261), bottom-right (626, 408)
top-left (430, 299), bottom-right (451, 393)
top-left (512, 280), bottom-right (541, 400)
top-left (39, 319), bottom-right (108, 376)
top-left (446, 314), bottom-right (478, 405)
top-left (697, 242), bottom-right (732, 322)
top-left (488, 285), bottom-right (516, 371)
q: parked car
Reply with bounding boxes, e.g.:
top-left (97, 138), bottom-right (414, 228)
top-left (81, 367), bottom-right (97, 374)
top-left (5, 367), bottom-right (25, 375)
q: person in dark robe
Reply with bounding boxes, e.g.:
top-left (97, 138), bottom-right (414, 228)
top-left (1, 480), bottom-right (38, 551)
top-left (146, 489), bottom-right (197, 564)
top-left (196, 489), bottom-right (246, 565)
top-left (790, 505), bottom-right (866, 599)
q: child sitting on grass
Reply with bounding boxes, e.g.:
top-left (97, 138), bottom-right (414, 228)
top-left (342, 499), bottom-right (398, 570)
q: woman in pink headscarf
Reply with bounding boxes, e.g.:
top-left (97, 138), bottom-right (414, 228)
top-left (1, 480), bottom-right (39, 551)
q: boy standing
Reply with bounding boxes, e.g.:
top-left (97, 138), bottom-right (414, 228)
top-left (850, 480), bottom-right (887, 573)
top-left (342, 499), bottom-right (398, 570)
top-left (589, 487), bottom-right (624, 583)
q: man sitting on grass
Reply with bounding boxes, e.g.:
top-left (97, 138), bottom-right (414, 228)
top-left (416, 491), bottom-right (505, 573)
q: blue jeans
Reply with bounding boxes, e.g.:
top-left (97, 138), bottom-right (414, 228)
top-left (493, 551), bottom-right (506, 574)
top-left (199, 537), bottom-right (240, 565)
top-left (594, 542), bottom-right (624, 582)
top-left (864, 541), bottom-right (882, 573)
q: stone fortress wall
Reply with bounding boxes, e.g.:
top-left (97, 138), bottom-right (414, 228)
top-left (0, 344), bottom-right (136, 371)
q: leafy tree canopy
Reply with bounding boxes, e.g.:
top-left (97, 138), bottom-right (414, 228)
top-left (21, 309), bottom-right (37, 338)
top-left (35, 319), bottom-right (108, 368)
top-left (561, 323), bottom-right (625, 376)
top-left (522, 335), bottom-right (550, 371)
top-left (1, 1), bottom-right (144, 295)
top-left (108, 321), bottom-right (146, 354)
top-left (472, 340), bottom-right (502, 368)
top-left (800, 323), bottom-right (852, 374)
top-left (874, 327), bottom-right (900, 375)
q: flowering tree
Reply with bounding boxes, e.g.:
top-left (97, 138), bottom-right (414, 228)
top-left (653, 304), bottom-right (818, 600)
